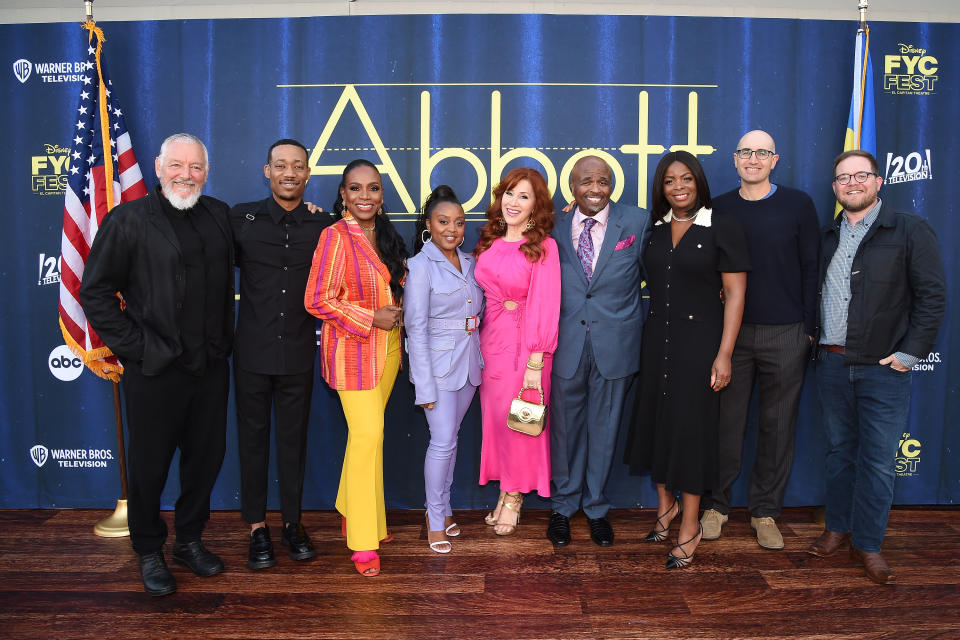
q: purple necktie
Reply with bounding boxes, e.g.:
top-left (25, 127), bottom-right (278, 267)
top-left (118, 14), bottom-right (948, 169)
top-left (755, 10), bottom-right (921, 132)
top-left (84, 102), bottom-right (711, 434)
top-left (577, 218), bottom-right (598, 281)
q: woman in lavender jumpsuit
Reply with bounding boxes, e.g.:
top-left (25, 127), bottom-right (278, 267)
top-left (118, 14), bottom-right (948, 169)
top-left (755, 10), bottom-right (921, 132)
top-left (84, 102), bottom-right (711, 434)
top-left (405, 186), bottom-right (483, 553)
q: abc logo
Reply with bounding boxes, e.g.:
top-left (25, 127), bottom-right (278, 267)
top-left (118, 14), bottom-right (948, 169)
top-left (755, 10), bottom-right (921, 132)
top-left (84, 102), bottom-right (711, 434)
top-left (48, 345), bottom-right (84, 382)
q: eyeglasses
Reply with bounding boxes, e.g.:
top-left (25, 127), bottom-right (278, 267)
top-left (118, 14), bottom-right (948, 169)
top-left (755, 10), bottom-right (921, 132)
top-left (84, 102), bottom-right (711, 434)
top-left (735, 148), bottom-right (775, 160)
top-left (834, 171), bottom-right (878, 185)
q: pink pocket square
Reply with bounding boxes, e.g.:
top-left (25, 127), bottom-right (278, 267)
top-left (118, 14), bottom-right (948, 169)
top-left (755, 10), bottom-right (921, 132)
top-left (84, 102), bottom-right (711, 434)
top-left (614, 235), bottom-right (635, 251)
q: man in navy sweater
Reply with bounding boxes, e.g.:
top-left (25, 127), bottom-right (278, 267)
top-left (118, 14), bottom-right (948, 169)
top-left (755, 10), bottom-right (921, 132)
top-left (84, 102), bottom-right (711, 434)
top-left (701, 130), bottom-right (820, 549)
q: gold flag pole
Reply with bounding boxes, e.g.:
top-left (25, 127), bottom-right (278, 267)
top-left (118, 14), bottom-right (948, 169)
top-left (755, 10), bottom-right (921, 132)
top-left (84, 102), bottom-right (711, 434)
top-left (83, 0), bottom-right (129, 538)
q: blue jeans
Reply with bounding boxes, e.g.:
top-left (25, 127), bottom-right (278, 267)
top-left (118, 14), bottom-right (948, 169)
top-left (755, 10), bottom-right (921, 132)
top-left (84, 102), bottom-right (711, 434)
top-left (815, 350), bottom-right (911, 553)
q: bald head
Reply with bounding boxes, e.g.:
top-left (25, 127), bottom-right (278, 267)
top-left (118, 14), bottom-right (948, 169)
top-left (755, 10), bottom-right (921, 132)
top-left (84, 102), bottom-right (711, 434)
top-left (737, 130), bottom-right (776, 153)
top-left (733, 130), bottom-right (779, 188)
top-left (570, 155), bottom-right (613, 216)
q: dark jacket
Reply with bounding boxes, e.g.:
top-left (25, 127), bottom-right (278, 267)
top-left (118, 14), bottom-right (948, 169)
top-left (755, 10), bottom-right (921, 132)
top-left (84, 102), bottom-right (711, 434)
top-left (79, 188), bottom-right (235, 375)
top-left (819, 202), bottom-right (945, 365)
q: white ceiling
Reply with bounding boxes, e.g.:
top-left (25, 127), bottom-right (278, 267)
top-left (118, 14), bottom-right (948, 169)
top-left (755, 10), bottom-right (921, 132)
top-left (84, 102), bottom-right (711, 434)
top-left (1, 0), bottom-right (958, 24)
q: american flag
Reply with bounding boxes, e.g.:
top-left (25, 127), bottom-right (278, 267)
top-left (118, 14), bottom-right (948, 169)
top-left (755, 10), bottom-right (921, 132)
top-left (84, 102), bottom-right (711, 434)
top-left (58, 22), bottom-right (146, 381)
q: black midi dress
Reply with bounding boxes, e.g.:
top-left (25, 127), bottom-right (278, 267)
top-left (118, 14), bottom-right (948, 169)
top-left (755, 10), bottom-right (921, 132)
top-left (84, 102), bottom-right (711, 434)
top-left (625, 209), bottom-right (750, 495)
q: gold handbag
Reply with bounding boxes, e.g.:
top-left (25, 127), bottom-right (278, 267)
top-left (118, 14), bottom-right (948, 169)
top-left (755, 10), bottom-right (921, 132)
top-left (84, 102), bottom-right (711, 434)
top-left (507, 386), bottom-right (547, 436)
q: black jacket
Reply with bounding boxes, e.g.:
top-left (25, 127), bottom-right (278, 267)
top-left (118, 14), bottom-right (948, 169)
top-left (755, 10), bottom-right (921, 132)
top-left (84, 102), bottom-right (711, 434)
top-left (819, 202), bottom-right (945, 365)
top-left (79, 188), bottom-right (235, 375)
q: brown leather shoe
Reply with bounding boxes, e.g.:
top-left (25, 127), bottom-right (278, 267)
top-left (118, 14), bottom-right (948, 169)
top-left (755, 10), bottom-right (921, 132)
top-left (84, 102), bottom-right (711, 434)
top-left (806, 529), bottom-right (850, 557)
top-left (850, 547), bottom-right (897, 585)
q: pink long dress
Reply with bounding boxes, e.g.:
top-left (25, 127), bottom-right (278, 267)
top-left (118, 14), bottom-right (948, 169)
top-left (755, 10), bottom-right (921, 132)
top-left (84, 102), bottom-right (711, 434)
top-left (474, 237), bottom-right (561, 496)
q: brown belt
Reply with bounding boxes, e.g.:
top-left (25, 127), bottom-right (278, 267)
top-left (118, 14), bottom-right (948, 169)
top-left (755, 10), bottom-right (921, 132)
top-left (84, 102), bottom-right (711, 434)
top-left (820, 344), bottom-right (845, 355)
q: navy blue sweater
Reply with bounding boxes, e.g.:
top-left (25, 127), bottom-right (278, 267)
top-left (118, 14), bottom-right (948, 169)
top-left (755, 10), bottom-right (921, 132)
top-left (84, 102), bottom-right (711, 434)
top-left (713, 185), bottom-right (820, 336)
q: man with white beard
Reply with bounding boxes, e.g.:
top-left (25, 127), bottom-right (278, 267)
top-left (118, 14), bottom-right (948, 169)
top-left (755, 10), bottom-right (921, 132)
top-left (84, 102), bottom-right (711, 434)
top-left (81, 133), bottom-right (235, 596)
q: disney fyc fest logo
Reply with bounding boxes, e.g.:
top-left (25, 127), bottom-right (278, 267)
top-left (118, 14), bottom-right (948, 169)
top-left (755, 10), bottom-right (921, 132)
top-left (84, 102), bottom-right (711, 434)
top-left (30, 444), bottom-right (114, 469)
top-left (300, 84), bottom-right (717, 219)
top-left (895, 433), bottom-right (922, 477)
top-left (884, 44), bottom-right (939, 95)
top-left (31, 143), bottom-right (71, 196)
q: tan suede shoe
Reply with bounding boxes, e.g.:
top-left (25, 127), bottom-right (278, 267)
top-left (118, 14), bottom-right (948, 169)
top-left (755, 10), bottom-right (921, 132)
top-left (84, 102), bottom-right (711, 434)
top-left (750, 516), bottom-right (784, 550)
top-left (700, 509), bottom-right (728, 541)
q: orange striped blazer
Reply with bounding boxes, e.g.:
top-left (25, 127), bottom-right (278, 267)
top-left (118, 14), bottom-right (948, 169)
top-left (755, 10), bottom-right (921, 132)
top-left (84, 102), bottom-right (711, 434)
top-left (304, 218), bottom-right (396, 391)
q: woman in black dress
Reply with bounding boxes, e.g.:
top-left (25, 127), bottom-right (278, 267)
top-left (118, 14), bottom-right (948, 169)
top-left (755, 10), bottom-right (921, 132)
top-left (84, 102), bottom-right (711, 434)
top-left (625, 151), bottom-right (749, 569)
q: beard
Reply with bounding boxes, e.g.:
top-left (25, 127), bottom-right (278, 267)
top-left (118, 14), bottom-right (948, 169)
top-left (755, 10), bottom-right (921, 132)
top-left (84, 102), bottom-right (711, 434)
top-left (161, 179), bottom-right (203, 210)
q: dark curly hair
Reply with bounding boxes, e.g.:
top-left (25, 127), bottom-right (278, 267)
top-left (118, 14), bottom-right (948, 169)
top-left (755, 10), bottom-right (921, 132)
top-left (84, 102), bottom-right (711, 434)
top-left (650, 151), bottom-right (712, 222)
top-left (413, 184), bottom-right (462, 254)
top-left (474, 167), bottom-right (555, 263)
top-left (332, 159), bottom-right (409, 303)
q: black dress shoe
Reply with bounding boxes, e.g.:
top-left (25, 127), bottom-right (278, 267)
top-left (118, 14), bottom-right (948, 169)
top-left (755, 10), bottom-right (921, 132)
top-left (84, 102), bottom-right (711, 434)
top-left (248, 526), bottom-right (277, 570)
top-left (172, 540), bottom-right (224, 577)
top-left (546, 511), bottom-right (571, 546)
top-left (139, 551), bottom-right (176, 596)
top-left (588, 517), bottom-right (614, 547)
top-left (282, 522), bottom-right (317, 561)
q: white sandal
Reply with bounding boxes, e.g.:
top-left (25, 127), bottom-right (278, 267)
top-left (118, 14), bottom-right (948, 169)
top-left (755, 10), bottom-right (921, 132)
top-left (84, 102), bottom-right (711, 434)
top-left (428, 540), bottom-right (452, 554)
top-left (444, 522), bottom-right (461, 537)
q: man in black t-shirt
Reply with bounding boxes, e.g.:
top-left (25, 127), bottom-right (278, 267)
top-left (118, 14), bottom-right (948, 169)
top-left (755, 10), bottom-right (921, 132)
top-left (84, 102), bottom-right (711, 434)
top-left (701, 130), bottom-right (820, 550)
top-left (230, 139), bottom-right (337, 570)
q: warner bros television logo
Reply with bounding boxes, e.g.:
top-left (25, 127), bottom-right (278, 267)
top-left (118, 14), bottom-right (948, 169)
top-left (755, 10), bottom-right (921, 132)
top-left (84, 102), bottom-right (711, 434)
top-left (13, 59), bottom-right (32, 84)
top-left (31, 445), bottom-right (49, 468)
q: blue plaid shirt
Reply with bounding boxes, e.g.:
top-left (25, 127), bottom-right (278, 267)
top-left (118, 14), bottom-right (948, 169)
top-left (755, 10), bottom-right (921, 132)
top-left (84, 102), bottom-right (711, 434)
top-left (820, 198), bottom-right (918, 369)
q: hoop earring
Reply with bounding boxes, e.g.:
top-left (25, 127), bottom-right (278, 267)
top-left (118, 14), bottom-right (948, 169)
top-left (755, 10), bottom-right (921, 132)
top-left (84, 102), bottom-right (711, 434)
top-left (421, 229), bottom-right (431, 245)
top-left (497, 216), bottom-right (505, 229)
top-left (525, 219), bottom-right (535, 231)
top-left (458, 237), bottom-right (465, 247)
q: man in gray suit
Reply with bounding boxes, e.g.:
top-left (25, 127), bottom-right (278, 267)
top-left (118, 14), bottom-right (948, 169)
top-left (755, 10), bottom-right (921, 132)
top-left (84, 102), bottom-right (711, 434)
top-left (548, 156), bottom-right (651, 546)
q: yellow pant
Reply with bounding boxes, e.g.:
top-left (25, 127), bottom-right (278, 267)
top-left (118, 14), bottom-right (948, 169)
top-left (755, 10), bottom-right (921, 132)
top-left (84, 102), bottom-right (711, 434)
top-left (336, 328), bottom-right (401, 551)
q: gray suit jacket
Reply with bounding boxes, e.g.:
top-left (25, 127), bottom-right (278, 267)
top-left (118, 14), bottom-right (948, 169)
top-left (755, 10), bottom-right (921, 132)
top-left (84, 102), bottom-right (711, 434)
top-left (552, 201), bottom-right (651, 380)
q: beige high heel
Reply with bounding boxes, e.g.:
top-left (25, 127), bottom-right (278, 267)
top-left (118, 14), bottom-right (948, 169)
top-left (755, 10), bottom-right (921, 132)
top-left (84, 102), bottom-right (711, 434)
top-left (494, 492), bottom-right (523, 536)
top-left (484, 491), bottom-right (506, 526)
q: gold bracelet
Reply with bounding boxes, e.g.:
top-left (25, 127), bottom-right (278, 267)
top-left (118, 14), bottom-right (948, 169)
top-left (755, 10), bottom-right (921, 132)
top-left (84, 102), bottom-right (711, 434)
top-left (526, 360), bottom-right (545, 370)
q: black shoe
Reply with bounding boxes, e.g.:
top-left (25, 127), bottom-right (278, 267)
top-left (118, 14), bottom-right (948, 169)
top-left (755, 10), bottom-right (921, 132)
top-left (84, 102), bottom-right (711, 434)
top-left (546, 511), bottom-right (571, 546)
top-left (139, 551), bottom-right (176, 596)
top-left (172, 540), bottom-right (224, 577)
top-left (588, 517), bottom-right (614, 547)
top-left (248, 526), bottom-right (277, 570)
top-left (282, 522), bottom-right (317, 561)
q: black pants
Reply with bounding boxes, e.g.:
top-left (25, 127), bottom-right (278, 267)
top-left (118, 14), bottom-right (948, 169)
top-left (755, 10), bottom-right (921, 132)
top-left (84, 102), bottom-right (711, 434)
top-left (704, 322), bottom-right (810, 518)
top-left (122, 358), bottom-right (228, 555)
top-left (234, 366), bottom-right (314, 525)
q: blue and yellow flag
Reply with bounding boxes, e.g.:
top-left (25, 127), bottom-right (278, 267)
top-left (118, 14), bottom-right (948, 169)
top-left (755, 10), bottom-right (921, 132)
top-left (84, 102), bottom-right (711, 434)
top-left (836, 26), bottom-right (876, 216)
top-left (843, 26), bottom-right (876, 155)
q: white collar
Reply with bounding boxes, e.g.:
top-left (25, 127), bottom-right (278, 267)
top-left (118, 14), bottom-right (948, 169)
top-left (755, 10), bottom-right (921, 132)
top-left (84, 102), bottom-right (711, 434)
top-left (655, 207), bottom-right (713, 227)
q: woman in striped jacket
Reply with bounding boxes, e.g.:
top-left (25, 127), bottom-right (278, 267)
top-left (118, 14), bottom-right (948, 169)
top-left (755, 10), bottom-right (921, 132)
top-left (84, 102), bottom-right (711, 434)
top-left (304, 159), bottom-right (407, 577)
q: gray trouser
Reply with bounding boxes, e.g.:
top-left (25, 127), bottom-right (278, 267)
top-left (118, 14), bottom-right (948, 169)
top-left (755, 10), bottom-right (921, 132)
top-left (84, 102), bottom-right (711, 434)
top-left (704, 322), bottom-right (810, 518)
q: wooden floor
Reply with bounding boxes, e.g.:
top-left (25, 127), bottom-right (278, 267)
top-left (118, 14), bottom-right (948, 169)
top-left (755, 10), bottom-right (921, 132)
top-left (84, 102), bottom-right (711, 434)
top-left (1, 507), bottom-right (958, 639)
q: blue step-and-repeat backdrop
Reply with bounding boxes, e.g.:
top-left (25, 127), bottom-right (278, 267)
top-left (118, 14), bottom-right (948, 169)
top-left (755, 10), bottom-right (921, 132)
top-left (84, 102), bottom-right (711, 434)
top-left (1, 14), bottom-right (957, 511)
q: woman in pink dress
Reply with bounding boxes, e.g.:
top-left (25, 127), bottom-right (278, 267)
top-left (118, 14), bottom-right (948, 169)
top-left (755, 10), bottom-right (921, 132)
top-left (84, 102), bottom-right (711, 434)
top-left (473, 167), bottom-right (561, 536)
